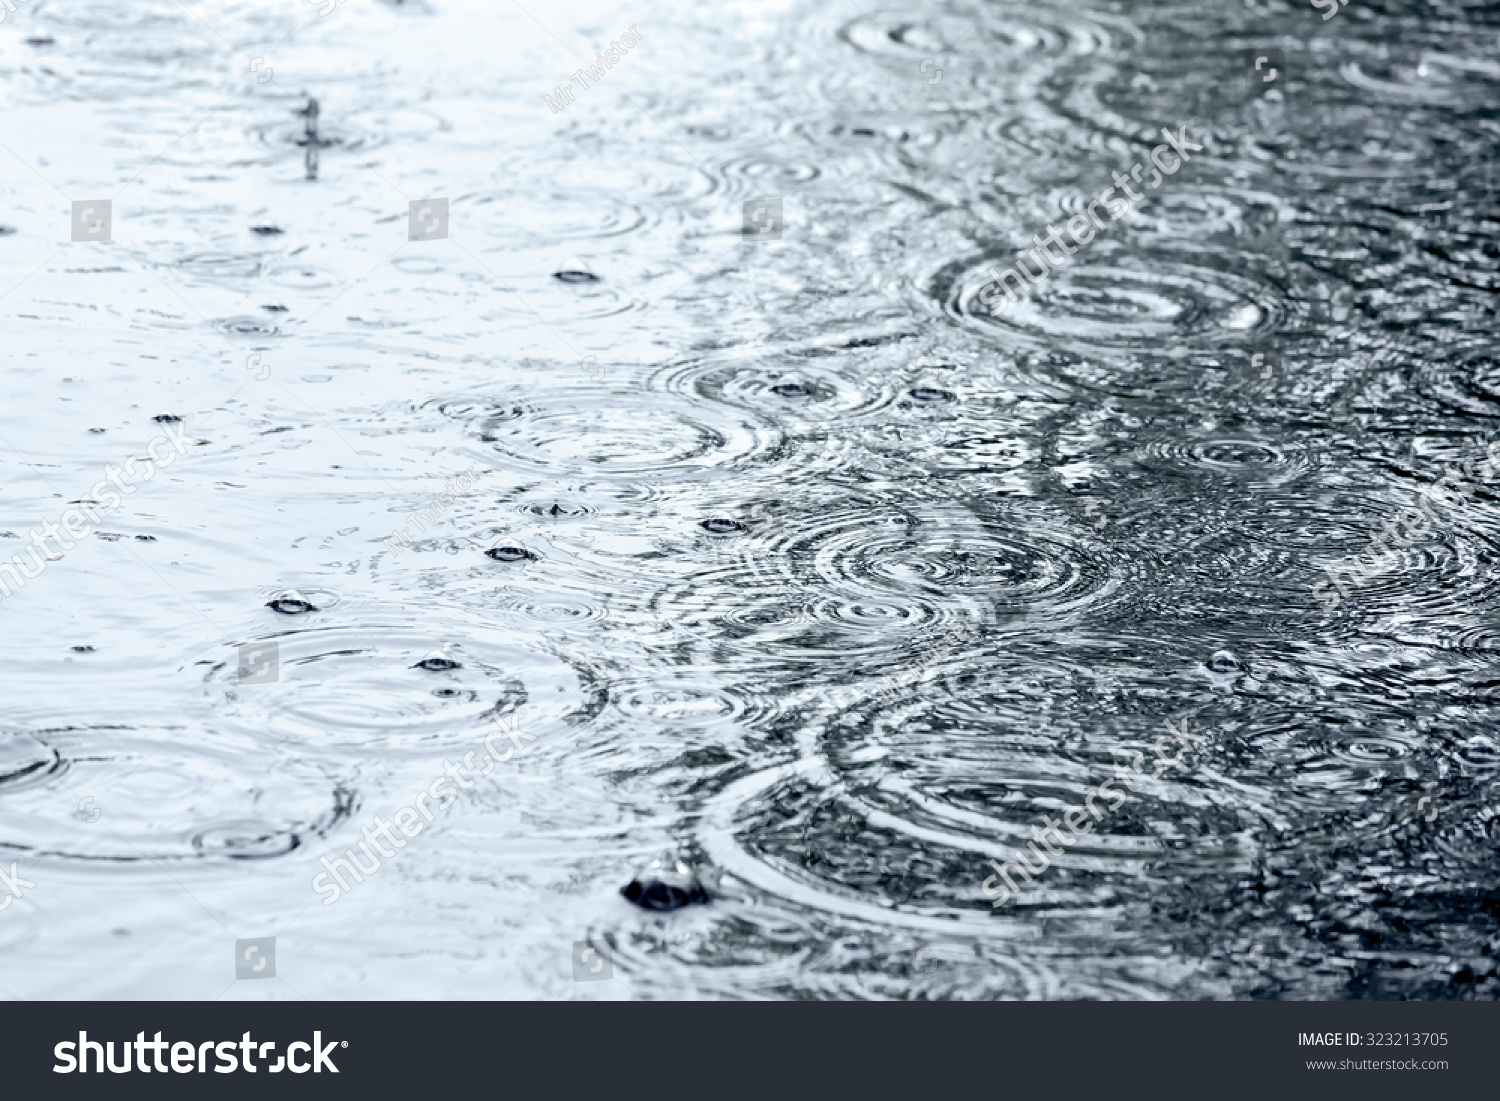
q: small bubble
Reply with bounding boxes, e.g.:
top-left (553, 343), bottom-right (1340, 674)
top-left (485, 545), bottom-right (535, 563)
top-left (621, 855), bottom-right (709, 911)
top-left (266, 590), bottom-right (317, 615)
top-left (700, 518), bottom-right (746, 535)
top-left (908, 386), bottom-right (956, 403)
top-left (771, 381), bottom-right (814, 399)
top-left (1205, 650), bottom-right (1244, 675)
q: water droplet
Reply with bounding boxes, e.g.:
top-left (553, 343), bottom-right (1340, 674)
top-left (485, 545), bottom-right (534, 563)
top-left (553, 269), bottom-right (600, 284)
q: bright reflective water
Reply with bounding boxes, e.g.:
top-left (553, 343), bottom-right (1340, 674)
top-left (1, 0), bottom-right (1498, 999)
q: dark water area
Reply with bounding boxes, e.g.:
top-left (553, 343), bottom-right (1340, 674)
top-left (0, 0), bottom-right (1497, 1000)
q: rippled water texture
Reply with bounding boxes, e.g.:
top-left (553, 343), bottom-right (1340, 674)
top-left (2, 0), bottom-right (1498, 1000)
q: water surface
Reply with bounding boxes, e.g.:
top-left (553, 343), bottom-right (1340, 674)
top-left (1, 0), bottom-right (1498, 999)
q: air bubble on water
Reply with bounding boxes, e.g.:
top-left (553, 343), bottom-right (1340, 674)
top-left (266, 590), bottom-right (317, 615)
top-left (414, 648), bottom-right (461, 672)
top-left (700, 518), bottom-right (746, 535)
top-left (1205, 650), bottom-right (1244, 675)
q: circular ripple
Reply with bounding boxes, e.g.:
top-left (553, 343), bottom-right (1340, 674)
top-left (8, 1), bottom-right (216, 100)
top-left (1333, 736), bottom-right (1413, 765)
top-left (207, 626), bottom-right (588, 755)
top-left (710, 154), bottom-right (822, 200)
top-left (269, 265), bottom-right (343, 292)
top-left (192, 821), bottom-right (301, 860)
top-left (495, 594), bottom-right (608, 628)
top-left (655, 501), bottom-right (1113, 661)
top-left (608, 671), bottom-right (770, 731)
top-left (696, 731), bottom-right (1240, 995)
top-left (175, 253), bottom-right (262, 282)
top-left (839, 6), bottom-right (1134, 69)
top-left (1312, 527), bottom-right (1500, 628)
top-left (801, 118), bottom-right (942, 152)
top-left (699, 759), bottom-right (1022, 937)
top-left (244, 105), bottom-right (447, 159)
top-left (650, 352), bottom-right (903, 431)
top-left (1457, 738), bottom-right (1500, 771)
top-left (1412, 344), bottom-right (1500, 419)
top-left (840, 12), bottom-right (970, 60)
top-left (761, 504), bottom-right (1108, 613)
top-left (0, 727), bottom-right (345, 863)
top-left (475, 189), bottom-right (652, 243)
top-left (1341, 52), bottom-right (1500, 108)
top-left (433, 387), bottom-right (773, 481)
top-left (0, 732), bottom-right (62, 793)
top-left (693, 675), bottom-right (1454, 965)
top-left (1133, 434), bottom-right (1315, 488)
top-left (946, 249), bottom-right (1283, 350)
top-left (214, 315), bottom-right (280, 338)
